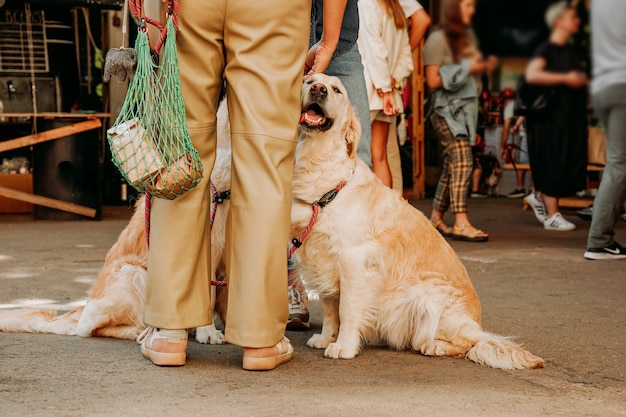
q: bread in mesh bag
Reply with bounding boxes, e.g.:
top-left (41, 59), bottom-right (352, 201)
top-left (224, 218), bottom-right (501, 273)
top-left (107, 118), bottom-right (164, 188)
top-left (148, 154), bottom-right (203, 200)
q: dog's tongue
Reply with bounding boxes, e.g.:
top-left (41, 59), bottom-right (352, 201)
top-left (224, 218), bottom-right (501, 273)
top-left (300, 110), bottom-right (324, 125)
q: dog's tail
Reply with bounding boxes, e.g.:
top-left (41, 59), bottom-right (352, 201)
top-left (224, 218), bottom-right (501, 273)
top-left (465, 328), bottom-right (545, 370)
top-left (379, 277), bottom-right (544, 370)
top-left (0, 307), bottom-right (83, 336)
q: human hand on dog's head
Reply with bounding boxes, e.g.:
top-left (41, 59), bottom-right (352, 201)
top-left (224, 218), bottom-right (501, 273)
top-left (304, 39), bottom-right (334, 81)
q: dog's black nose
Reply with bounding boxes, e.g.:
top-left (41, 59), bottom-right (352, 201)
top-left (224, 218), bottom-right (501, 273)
top-left (310, 83), bottom-right (327, 100)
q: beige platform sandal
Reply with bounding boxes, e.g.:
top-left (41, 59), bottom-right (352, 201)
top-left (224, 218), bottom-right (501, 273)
top-left (242, 337), bottom-right (294, 371)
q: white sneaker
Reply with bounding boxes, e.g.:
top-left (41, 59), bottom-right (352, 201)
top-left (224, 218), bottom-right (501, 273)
top-left (287, 286), bottom-right (310, 330)
top-left (526, 193), bottom-right (547, 224)
top-left (544, 213), bottom-right (576, 231)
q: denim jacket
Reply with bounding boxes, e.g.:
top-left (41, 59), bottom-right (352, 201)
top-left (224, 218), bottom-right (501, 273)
top-left (431, 59), bottom-right (479, 142)
top-left (310, 0), bottom-right (359, 56)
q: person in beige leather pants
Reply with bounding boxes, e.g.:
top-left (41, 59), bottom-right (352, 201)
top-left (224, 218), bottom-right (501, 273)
top-left (136, 0), bottom-right (311, 371)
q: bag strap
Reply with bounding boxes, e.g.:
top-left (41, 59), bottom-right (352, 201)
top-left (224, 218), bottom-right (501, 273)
top-left (129, 0), bottom-right (178, 54)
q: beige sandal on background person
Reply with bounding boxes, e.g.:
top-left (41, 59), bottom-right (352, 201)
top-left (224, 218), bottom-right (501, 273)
top-left (430, 219), bottom-right (453, 238)
top-left (242, 337), bottom-right (294, 371)
top-left (451, 223), bottom-right (489, 243)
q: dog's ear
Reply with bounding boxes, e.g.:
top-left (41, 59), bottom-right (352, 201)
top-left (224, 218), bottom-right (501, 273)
top-left (343, 101), bottom-right (361, 159)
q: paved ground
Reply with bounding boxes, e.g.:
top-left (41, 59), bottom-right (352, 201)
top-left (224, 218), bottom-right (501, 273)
top-left (0, 197), bottom-right (624, 417)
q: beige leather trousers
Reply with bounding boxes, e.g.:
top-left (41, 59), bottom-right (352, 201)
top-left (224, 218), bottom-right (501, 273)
top-left (144, 0), bottom-right (310, 348)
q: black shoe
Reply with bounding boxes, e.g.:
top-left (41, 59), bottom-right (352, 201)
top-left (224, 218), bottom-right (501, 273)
top-left (506, 188), bottom-right (526, 199)
top-left (584, 242), bottom-right (626, 260)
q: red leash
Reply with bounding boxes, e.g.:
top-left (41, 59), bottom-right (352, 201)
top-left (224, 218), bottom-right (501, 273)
top-left (288, 182), bottom-right (346, 258)
top-left (145, 174), bottom-right (344, 280)
top-left (144, 192), bottom-right (152, 248)
top-left (144, 183), bottom-right (230, 287)
top-left (128, 0), bottom-right (178, 54)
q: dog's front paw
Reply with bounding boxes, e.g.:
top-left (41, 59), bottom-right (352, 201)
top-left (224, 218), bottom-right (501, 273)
top-left (194, 324), bottom-right (225, 345)
top-left (306, 333), bottom-right (335, 349)
top-left (324, 342), bottom-right (358, 359)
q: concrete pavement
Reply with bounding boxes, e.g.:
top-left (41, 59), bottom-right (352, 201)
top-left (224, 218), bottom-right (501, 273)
top-left (0, 197), bottom-right (624, 417)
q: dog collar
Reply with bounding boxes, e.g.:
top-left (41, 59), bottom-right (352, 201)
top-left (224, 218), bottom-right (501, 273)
top-left (288, 182), bottom-right (346, 257)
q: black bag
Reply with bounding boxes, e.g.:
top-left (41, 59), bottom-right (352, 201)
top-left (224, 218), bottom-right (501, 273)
top-left (514, 76), bottom-right (554, 118)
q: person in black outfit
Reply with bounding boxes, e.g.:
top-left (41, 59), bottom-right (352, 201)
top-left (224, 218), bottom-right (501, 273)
top-left (523, 1), bottom-right (588, 231)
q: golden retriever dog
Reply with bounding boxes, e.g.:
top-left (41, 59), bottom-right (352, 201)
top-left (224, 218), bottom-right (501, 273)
top-left (291, 74), bottom-right (544, 370)
top-left (0, 100), bottom-right (231, 344)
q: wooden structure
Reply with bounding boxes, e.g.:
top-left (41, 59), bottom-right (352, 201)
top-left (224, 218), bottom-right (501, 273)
top-left (407, 41), bottom-right (426, 199)
top-left (0, 113), bottom-right (111, 218)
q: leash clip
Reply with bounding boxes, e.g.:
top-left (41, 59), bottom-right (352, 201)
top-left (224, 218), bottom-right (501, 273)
top-left (213, 190), bottom-right (231, 204)
top-left (317, 189), bottom-right (338, 208)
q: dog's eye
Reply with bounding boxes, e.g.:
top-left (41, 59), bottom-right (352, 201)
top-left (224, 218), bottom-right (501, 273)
top-left (332, 87), bottom-right (342, 94)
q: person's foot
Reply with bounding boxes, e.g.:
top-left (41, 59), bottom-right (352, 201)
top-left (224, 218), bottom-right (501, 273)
top-left (451, 223), bottom-right (489, 242)
top-left (430, 218), bottom-right (453, 238)
top-left (136, 326), bottom-right (187, 366)
top-left (584, 242), bottom-right (626, 260)
top-left (287, 285), bottom-right (310, 330)
top-left (507, 188), bottom-right (526, 199)
top-left (577, 206), bottom-right (626, 222)
top-left (243, 337), bottom-right (294, 371)
top-left (470, 191), bottom-right (488, 198)
top-left (544, 213), bottom-right (576, 231)
top-left (526, 193), bottom-right (547, 224)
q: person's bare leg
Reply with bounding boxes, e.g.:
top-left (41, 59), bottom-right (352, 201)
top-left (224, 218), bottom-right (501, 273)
top-left (516, 170), bottom-right (526, 189)
top-left (430, 208), bottom-right (454, 235)
top-left (540, 193), bottom-right (559, 218)
top-left (471, 167), bottom-right (483, 193)
top-left (371, 120), bottom-right (392, 188)
top-left (430, 208), bottom-right (444, 223)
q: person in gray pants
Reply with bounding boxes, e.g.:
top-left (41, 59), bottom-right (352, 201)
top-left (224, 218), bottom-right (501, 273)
top-left (584, 0), bottom-right (626, 260)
